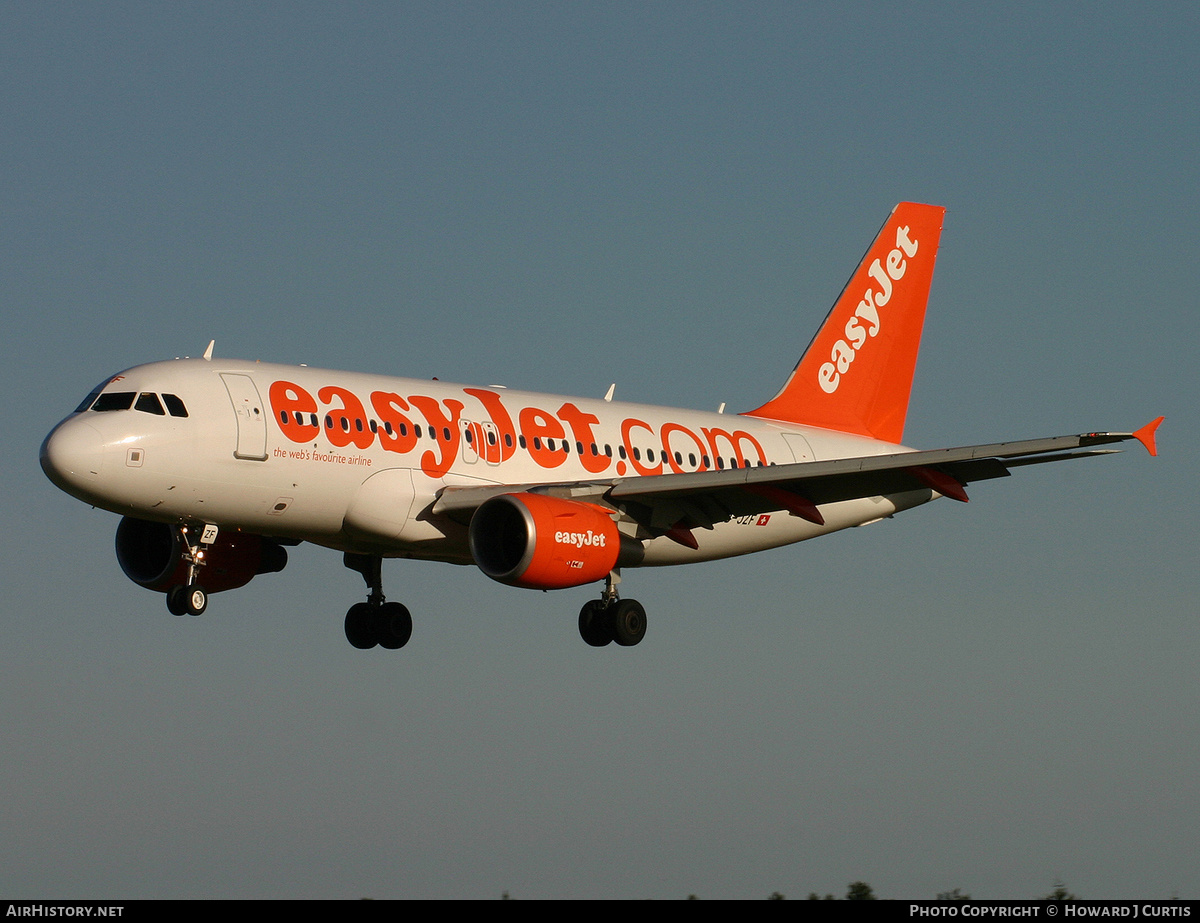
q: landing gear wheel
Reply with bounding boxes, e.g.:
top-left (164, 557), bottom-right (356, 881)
top-left (166, 586), bottom-right (188, 616)
top-left (579, 599), bottom-right (614, 647)
top-left (612, 599), bottom-right (647, 647)
top-left (167, 583), bottom-right (207, 616)
top-left (342, 554), bottom-right (415, 650)
top-left (185, 584), bottom-right (207, 616)
top-left (375, 601), bottom-right (413, 650)
top-left (345, 602), bottom-right (378, 649)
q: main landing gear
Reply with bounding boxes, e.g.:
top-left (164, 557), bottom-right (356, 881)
top-left (337, 559), bottom-right (644, 650)
top-left (165, 524), bottom-right (210, 617)
top-left (578, 571), bottom-right (647, 648)
top-left (342, 553), bottom-right (413, 650)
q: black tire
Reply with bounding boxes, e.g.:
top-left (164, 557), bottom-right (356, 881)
top-left (344, 602), bottom-right (378, 649)
top-left (166, 586), bottom-right (188, 616)
top-left (578, 599), bottom-right (613, 647)
top-left (612, 599), bottom-right (647, 647)
top-left (376, 601), bottom-right (413, 650)
top-left (185, 584), bottom-right (207, 617)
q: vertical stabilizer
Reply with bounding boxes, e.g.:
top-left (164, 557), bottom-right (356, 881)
top-left (744, 202), bottom-right (946, 443)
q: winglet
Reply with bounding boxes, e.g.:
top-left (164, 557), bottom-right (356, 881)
top-left (1133, 416), bottom-right (1164, 456)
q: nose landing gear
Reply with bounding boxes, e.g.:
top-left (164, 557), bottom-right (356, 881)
top-left (164, 523), bottom-right (212, 617)
top-left (167, 583), bottom-right (208, 617)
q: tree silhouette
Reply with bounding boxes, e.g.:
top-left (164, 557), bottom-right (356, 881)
top-left (1043, 880), bottom-right (1077, 900)
top-left (937, 888), bottom-right (970, 900)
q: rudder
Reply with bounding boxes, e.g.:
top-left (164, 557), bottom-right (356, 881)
top-left (744, 202), bottom-right (946, 444)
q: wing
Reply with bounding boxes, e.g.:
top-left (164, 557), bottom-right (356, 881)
top-left (432, 418), bottom-right (1162, 545)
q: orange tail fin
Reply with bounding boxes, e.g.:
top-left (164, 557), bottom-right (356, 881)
top-left (744, 202), bottom-right (946, 443)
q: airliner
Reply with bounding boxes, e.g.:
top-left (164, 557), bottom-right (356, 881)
top-left (39, 202), bottom-right (1161, 650)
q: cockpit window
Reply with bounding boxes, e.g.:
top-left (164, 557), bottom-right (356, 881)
top-left (135, 392), bottom-right (165, 415)
top-left (74, 389), bottom-right (103, 413)
top-left (91, 391), bottom-right (136, 412)
top-left (78, 389), bottom-right (188, 417)
top-left (162, 394), bottom-right (188, 417)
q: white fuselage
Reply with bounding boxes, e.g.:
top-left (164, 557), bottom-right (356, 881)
top-left (42, 357), bottom-right (933, 571)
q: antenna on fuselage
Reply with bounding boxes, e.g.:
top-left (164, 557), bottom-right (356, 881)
top-left (203, 340), bottom-right (215, 361)
top-left (604, 384), bottom-right (615, 402)
top-left (718, 402), bottom-right (726, 414)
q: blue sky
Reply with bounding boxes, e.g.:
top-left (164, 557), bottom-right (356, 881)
top-left (4, 3), bottom-right (1197, 899)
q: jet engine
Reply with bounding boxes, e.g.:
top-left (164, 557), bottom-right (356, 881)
top-left (115, 516), bottom-right (288, 595)
top-left (468, 493), bottom-right (639, 590)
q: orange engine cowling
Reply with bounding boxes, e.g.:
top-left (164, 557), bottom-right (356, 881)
top-left (115, 516), bottom-right (288, 594)
top-left (469, 493), bottom-right (626, 590)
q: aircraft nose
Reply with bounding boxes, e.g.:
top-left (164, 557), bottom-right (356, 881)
top-left (40, 418), bottom-right (106, 496)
